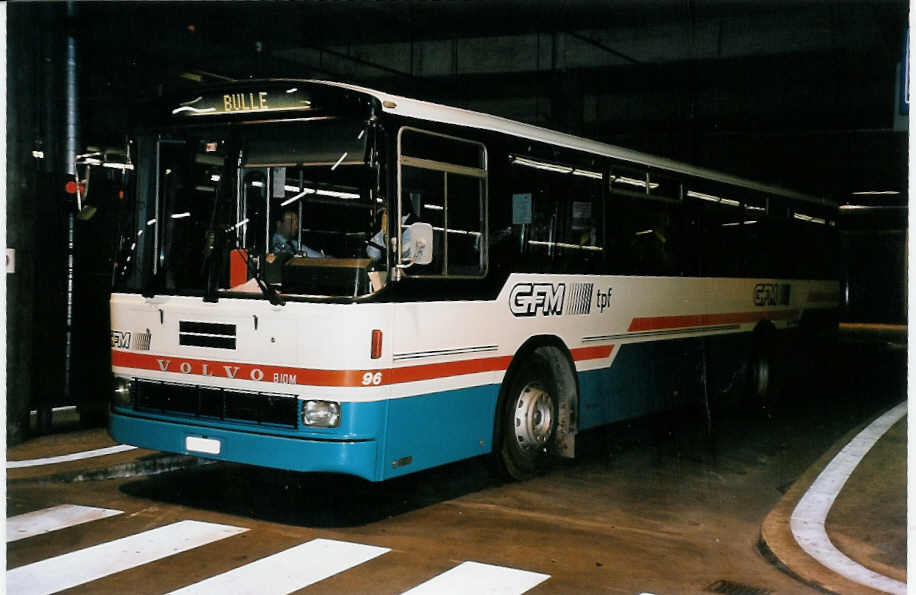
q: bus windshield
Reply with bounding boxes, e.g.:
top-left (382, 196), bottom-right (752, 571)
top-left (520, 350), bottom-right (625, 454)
top-left (118, 118), bottom-right (388, 299)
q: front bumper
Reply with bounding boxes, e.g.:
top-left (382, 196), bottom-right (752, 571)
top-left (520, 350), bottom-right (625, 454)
top-left (109, 411), bottom-right (381, 481)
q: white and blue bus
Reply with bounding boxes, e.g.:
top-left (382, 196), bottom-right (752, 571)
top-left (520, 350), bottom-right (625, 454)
top-left (107, 80), bottom-right (840, 481)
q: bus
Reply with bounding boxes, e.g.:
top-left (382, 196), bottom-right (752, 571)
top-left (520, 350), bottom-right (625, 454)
top-left (106, 79), bottom-right (840, 481)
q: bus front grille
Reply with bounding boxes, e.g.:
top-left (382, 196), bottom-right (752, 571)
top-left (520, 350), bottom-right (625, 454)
top-left (132, 380), bottom-right (299, 428)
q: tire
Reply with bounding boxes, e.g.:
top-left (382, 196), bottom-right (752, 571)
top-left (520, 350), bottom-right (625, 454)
top-left (748, 346), bottom-right (772, 400)
top-left (496, 349), bottom-right (560, 480)
top-left (746, 324), bottom-right (781, 406)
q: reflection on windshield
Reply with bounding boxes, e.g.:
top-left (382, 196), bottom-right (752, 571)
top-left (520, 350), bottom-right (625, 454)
top-left (117, 119), bottom-right (388, 299)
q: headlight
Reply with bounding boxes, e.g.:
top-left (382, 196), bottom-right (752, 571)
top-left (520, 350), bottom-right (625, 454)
top-left (302, 400), bottom-right (340, 427)
top-left (112, 377), bottom-right (133, 407)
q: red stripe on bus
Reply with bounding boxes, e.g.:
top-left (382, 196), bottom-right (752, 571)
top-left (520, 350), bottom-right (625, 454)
top-left (111, 350), bottom-right (366, 386)
top-left (627, 310), bottom-right (797, 332)
top-left (387, 355), bottom-right (514, 384)
top-left (112, 343), bottom-right (617, 388)
top-left (570, 345), bottom-right (615, 360)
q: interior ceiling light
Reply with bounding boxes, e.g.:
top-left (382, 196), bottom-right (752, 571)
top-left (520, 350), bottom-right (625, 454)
top-left (572, 169), bottom-right (602, 179)
top-left (851, 190), bottom-right (899, 195)
top-left (511, 155), bottom-right (572, 174)
top-left (793, 212), bottom-right (826, 225)
top-left (839, 204), bottom-right (907, 211)
top-left (687, 190), bottom-right (739, 207)
top-left (613, 176), bottom-right (659, 190)
top-left (510, 155), bottom-right (601, 179)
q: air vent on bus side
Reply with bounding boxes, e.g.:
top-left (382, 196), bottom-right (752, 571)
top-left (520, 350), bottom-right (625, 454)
top-left (179, 321), bottom-right (237, 349)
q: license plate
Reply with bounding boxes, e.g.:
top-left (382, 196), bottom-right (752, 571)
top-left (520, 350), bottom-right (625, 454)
top-left (185, 436), bottom-right (221, 455)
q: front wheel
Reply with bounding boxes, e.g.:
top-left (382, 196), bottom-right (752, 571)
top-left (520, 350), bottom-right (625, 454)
top-left (497, 353), bottom-right (559, 480)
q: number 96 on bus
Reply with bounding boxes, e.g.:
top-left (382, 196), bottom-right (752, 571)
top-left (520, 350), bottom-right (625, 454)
top-left (362, 371), bottom-right (383, 386)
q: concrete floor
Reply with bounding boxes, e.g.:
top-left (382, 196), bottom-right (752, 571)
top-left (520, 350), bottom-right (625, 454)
top-left (6, 333), bottom-right (906, 594)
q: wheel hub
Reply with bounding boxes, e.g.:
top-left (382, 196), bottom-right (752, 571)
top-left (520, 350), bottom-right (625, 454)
top-left (513, 382), bottom-right (555, 453)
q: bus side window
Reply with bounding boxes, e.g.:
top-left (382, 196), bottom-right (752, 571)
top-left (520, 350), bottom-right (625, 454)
top-left (507, 155), bottom-right (603, 274)
top-left (398, 128), bottom-right (487, 277)
top-left (760, 197), bottom-right (794, 278)
top-left (686, 186), bottom-right (744, 277)
top-left (556, 174), bottom-right (604, 274)
top-left (606, 194), bottom-right (681, 276)
top-left (507, 165), bottom-right (556, 273)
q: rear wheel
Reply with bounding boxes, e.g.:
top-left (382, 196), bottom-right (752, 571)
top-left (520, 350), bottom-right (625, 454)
top-left (746, 324), bottom-right (782, 409)
top-left (748, 347), bottom-right (772, 399)
top-left (497, 351), bottom-right (559, 480)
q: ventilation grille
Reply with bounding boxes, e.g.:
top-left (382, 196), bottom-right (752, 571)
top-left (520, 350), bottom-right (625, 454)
top-left (133, 380), bottom-right (298, 428)
top-left (179, 321), bottom-right (236, 350)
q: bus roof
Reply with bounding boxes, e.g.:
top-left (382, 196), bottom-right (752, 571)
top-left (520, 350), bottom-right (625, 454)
top-left (220, 79), bottom-right (835, 208)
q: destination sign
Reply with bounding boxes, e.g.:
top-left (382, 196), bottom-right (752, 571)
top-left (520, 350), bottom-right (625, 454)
top-left (172, 87), bottom-right (313, 117)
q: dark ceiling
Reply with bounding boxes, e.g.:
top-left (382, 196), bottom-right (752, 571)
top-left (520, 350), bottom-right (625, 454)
top-left (30, 1), bottom-right (916, 199)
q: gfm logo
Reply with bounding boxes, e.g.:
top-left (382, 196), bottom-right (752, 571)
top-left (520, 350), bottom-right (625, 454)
top-left (111, 330), bottom-right (131, 349)
top-left (754, 283), bottom-right (791, 306)
top-left (510, 283), bottom-right (565, 317)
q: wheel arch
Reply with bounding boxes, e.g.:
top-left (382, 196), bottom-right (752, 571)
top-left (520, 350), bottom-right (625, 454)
top-left (495, 335), bottom-right (580, 460)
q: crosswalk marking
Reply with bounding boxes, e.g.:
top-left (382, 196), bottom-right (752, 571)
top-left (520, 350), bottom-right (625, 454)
top-left (402, 561), bottom-right (551, 595)
top-left (167, 538), bottom-right (391, 594)
top-left (7, 504), bottom-right (123, 542)
top-left (7, 511), bottom-right (551, 595)
top-left (6, 520), bottom-right (247, 595)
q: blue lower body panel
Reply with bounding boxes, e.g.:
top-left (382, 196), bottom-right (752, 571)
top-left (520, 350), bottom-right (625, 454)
top-left (382, 384), bottom-right (500, 480)
top-left (109, 412), bottom-right (380, 481)
top-left (110, 384), bottom-right (502, 482)
top-left (577, 337), bottom-right (713, 431)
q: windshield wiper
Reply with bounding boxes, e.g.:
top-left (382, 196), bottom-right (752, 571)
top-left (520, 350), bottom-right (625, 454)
top-left (204, 226), bottom-right (286, 307)
top-left (225, 229), bottom-right (285, 306)
top-left (199, 169), bottom-right (284, 306)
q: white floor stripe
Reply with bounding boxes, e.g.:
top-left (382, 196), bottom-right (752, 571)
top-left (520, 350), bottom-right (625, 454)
top-left (6, 520), bottom-right (247, 595)
top-left (402, 561), bottom-right (550, 595)
top-left (7, 504), bottom-right (123, 542)
top-left (167, 538), bottom-right (390, 595)
top-left (7, 444), bottom-right (138, 468)
top-left (790, 401), bottom-right (907, 595)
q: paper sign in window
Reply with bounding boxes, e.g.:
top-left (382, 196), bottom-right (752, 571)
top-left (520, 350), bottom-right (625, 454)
top-left (512, 193), bottom-right (532, 225)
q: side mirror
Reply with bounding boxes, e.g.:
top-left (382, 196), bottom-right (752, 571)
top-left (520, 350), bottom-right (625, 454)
top-left (400, 222), bottom-right (433, 266)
